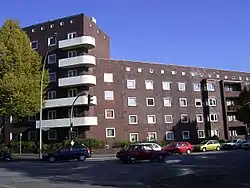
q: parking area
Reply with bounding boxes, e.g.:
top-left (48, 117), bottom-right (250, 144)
top-left (0, 150), bottom-right (249, 188)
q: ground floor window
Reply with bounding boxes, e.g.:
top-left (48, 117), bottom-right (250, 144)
top-left (229, 130), bottom-right (237, 137)
top-left (166, 131), bottom-right (174, 140)
top-left (28, 131), bottom-right (37, 141)
top-left (48, 130), bottom-right (57, 140)
top-left (182, 131), bottom-right (190, 140)
top-left (106, 128), bottom-right (115, 138)
top-left (129, 133), bottom-right (139, 142)
top-left (10, 133), bottom-right (19, 141)
top-left (197, 130), bottom-right (205, 138)
top-left (148, 132), bottom-right (157, 141)
top-left (210, 130), bottom-right (219, 137)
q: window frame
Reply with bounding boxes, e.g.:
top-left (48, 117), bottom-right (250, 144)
top-left (48, 54), bottom-right (57, 64)
top-left (105, 109), bottom-right (115, 119)
top-left (180, 114), bottom-right (188, 123)
top-left (147, 115), bottom-right (156, 124)
top-left (178, 82), bottom-right (186, 91)
top-left (162, 81), bottom-right (171, 90)
top-left (127, 79), bottom-right (136, 89)
top-left (166, 131), bottom-right (174, 140)
top-left (182, 131), bottom-right (190, 140)
top-left (68, 88), bottom-right (77, 97)
top-left (197, 130), bottom-right (205, 138)
top-left (106, 128), bottom-right (116, 138)
top-left (67, 69), bottom-right (77, 77)
top-left (49, 72), bottom-right (56, 82)
top-left (104, 91), bottom-right (114, 100)
top-left (128, 115), bottom-right (138, 124)
top-left (68, 50), bottom-right (77, 58)
top-left (148, 132), bottom-right (157, 141)
top-left (48, 130), bottom-right (57, 141)
top-left (193, 83), bottom-right (201, 91)
top-left (104, 73), bottom-right (114, 83)
top-left (179, 98), bottom-right (188, 107)
top-left (30, 40), bottom-right (38, 49)
top-left (146, 98), bottom-right (155, 106)
top-left (48, 110), bottom-right (56, 120)
top-left (67, 32), bottom-right (77, 39)
top-left (163, 97), bottom-right (172, 107)
top-left (145, 80), bottom-right (154, 90)
top-left (164, 115), bottom-right (173, 123)
top-left (48, 36), bottom-right (57, 46)
top-left (209, 114), bottom-right (218, 122)
top-left (127, 97), bottom-right (137, 107)
top-left (47, 91), bottom-right (56, 99)
top-left (129, 133), bottom-right (139, 142)
top-left (196, 114), bottom-right (204, 123)
top-left (195, 99), bottom-right (202, 107)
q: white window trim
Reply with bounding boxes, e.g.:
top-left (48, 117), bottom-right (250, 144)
top-left (209, 114), bottom-right (218, 122)
top-left (182, 131), bottom-right (190, 140)
top-left (180, 114), bottom-right (188, 123)
top-left (145, 80), bottom-right (154, 90)
top-left (128, 115), bottom-right (138, 124)
top-left (68, 50), bottom-right (77, 58)
top-left (179, 98), bottom-right (188, 107)
top-left (105, 109), bottom-right (115, 119)
top-left (127, 80), bottom-right (136, 89)
top-left (129, 133), bottom-right (139, 142)
top-left (146, 98), bottom-right (155, 106)
top-left (68, 88), bottom-right (77, 97)
top-left (104, 73), bottom-right (114, 83)
top-left (162, 81), bottom-right (171, 90)
top-left (106, 128), bottom-right (116, 138)
top-left (48, 54), bottom-right (56, 64)
top-left (104, 91), bottom-right (114, 100)
top-left (67, 32), bottom-right (77, 39)
top-left (164, 115), bottom-right (173, 123)
top-left (127, 97), bottom-right (137, 107)
top-left (48, 110), bottom-right (56, 120)
top-left (178, 82), bottom-right (186, 91)
top-left (30, 41), bottom-right (38, 49)
top-left (208, 98), bottom-right (217, 106)
top-left (49, 72), bottom-right (56, 82)
top-left (196, 114), bottom-right (203, 123)
top-left (148, 132), bottom-right (157, 141)
top-left (147, 115), bottom-right (156, 124)
top-left (28, 131), bottom-right (37, 140)
top-left (193, 83), bottom-right (201, 91)
top-left (195, 99), bottom-right (202, 107)
top-left (207, 83), bottom-right (216, 91)
top-left (67, 69), bottom-right (77, 77)
top-left (48, 130), bottom-right (57, 141)
top-left (48, 36), bottom-right (56, 46)
top-left (166, 131), bottom-right (174, 140)
top-left (163, 97), bottom-right (172, 107)
top-left (197, 130), bottom-right (205, 138)
top-left (47, 91), bottom-right (56, 99)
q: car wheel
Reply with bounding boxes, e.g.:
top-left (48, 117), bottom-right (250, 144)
top-left (216, 146), bottom-right (220, 151)
top-left (202, 147), bottom-right (207, 152)
top-left (186, 149), bottom-right (191, 155)
top-left (232, 145), bottom-right (236, 149)
top-left (78, 155), bottom-right (86, 161)
top-left (49, 156), bottom-right (56, 163)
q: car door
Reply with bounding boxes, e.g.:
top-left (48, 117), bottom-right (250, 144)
top-left (206, 141), bottom-right (214, 151)
top-left (57, 147), bottom-right (71, 161)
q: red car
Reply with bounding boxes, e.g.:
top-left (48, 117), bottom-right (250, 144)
top-left (163, 142), bottom-right (193, 155)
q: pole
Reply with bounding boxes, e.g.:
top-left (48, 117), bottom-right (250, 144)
top-left (19, 133), bottom-right (22, 155)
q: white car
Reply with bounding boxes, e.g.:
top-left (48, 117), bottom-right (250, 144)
top-left (223, 139), bottom-right (245, 149)
top-left (242, 140), bottom-right (250, 150)
top-left (136, 142), bottom-right (162, 151)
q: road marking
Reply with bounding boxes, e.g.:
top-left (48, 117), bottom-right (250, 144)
top-left (0, 184), bottom-right (16, 188)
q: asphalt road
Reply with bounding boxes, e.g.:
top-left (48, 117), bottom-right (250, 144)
top-left (0, 150), bottom-right (249, 188)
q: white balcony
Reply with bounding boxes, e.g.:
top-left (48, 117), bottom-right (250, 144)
top-left (44, 95), bottom-right (97, 109)
top-left (36, 116), bottom-right (98, 128)
top-left (59, 75), bottom-right (96, 87)
top-left (59, 36), bottom-right (95, 50)
top-left (59, 55), bottom-right (96, 68)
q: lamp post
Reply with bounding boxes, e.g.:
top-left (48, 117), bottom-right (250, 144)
top-left (69, 91), bottom-right (87, 142)
top-left (39, 33), bottom-right (57, 159)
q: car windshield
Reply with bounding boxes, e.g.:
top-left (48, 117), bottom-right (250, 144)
top-left (167, 142), bottom-right (177, 147)
top-left (200, 140), bottom-right (208, 144)
top-left (231, 139), bottom-right (238, 143)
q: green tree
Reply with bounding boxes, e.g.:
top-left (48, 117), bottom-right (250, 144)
top-left (0, 20), bottom-right (49, 140)
top-left (235, 86), bottom-right (250, 125)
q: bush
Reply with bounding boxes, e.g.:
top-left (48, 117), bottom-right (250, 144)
top-left (73, 139), bottom-right (105, 149)
top-left (112, 140), bottom-right (131, 148)
top-left (10, 141), bottom-right (36, 153)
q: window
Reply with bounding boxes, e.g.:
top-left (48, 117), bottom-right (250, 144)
top-left (198, 130), bottom-right (205, 138)
top-left (68, 69), bottom-right (77, 77)
top-left (48, 110), bottom-right (56, 120)
top-left (209, 114), bottom-right (218, 122)
top-left (149, 69), bottom-right (154, 73)
top-left (182, 131), bottom-right (190, 140)
top-left (104, 73), bottom-right (114, 83)
top-left (229, 130), bottom-right (237, 137)
top-left (148, 132), bottom-right (157, 141)
top-left (106, 128), bottom-right (115, 138)
top-left (68, 50), bottom-right (77, 58)
top-left (163, 97), bottom-right (172, 107)
top-left (137, 68), bottom-right (142, 72)
top-left (195, 99), bottom-right (202, 107)
top-left (196, 114), bottom-right (203, 123)
top-left (210, 130), bottom-right (219, 137)
top-left (68, 108), bottom-right (78, 117)
top-left (68, 88), bottom-right (77, 97)
top-left (145, 80), bottom-right (154, 90)
top-left (179, 98), bottom-right (187, 107)
top-left (127, 97), bottom-right (137, 106)
top-left (48, 36), bottom-right (56, 46)
top-left (49, 72), bottom-right (56, 82)
top-left (48, 130), bottom-right (57, 140)
top-left (180, 114), bottom-right (188, 123)
top-left (166, 131), bottom-right (174, 140)
top-left (50, 24), bottom-right (54, 28)
top-left (127, 80), bottom-right (136, 89)
top-left (206, 83), bottom-right (215, 91)
top-left (208, 98), bottom-right (216, 106)
top-left (160, 70), bottom-right (165, 74)
top-left (129, 133), bottom-right (139, 142)
top-left (216, 75), bottom-right (220, 78)
top-left (105, 109), bottom-right (115, 119)
top-left (41, 26), bottom-right (45, 30)
top-left (228, 115), bottom-right (237, 122)
top-left (48, 54), bottom-right (56, 64)
top-left (146, 98), bottom-right (155, 106)
top-left (164, 115), bottom-right (173, 123)
top-left (178, 82), bottom-right (186, 91)
top-left (193, 83), bottom-right (201, 91)
top-left (125, 67), bottom-right (131, 72)
top-left (147, 115), bottom-right (156, 124)
top-left (30, 41), bottom-right (38, 49)
top-left (104, 91), bottom-right (114, 100)
top-left (162, 81), bottom-right (170, 90)
top-left (60, 22), bottom-right (64, 26)
top-left (181, 72), bottom-right (186, 76)
top-left (172, 71), bottom-right (176, 75)
top-left (129, 115), bottom-right (138, 124)
top-left (28, 131), bottom-right (37, 140)
top-left (68, 32), bottom-right (77, 39)
top-left (47, 91), bottom-right (56, 99)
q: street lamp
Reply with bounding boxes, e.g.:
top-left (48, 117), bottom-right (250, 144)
top-left (39, 33), bottom-right (57, 159)
top-left (69, 91), bottom-right (88, 142)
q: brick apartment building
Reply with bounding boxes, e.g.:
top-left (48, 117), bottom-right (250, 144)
top-left (4, 13), bottom-right (250, 144)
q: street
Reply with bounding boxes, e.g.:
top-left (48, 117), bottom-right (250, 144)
top-left (0, 150), bottom-right (249, 188)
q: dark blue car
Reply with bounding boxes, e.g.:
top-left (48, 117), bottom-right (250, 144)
top-left (42, 145), bottom-right (91, 162)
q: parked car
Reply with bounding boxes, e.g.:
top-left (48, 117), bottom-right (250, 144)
top-left (0, 150), bottom-right (12, 161)
top-left (42, 145), bottom-right (91, 162)
top-left (117, 144), bottom-right (168, 163)
top-left (136, 142), bottom-right (162, 151)
top-left (222, 139), bottom-right (245, 149)
top-left (163, 142), bottom-right (193, 155)
top-left (241, 140), bottom-right (250, 150)
top-left (194, 140), bottom-right (221, 152)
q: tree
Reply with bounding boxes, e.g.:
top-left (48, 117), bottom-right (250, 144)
top-left (235, 86), bottom-right (250, 125)
top-left (0, 20), bottom-right (49, 142)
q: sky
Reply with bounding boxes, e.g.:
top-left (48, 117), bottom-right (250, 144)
top-left (1, 0), bottom-right (250, 72)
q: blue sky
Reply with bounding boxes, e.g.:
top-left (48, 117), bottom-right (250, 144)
top-left (1, 0), bottom-right (250, 71)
